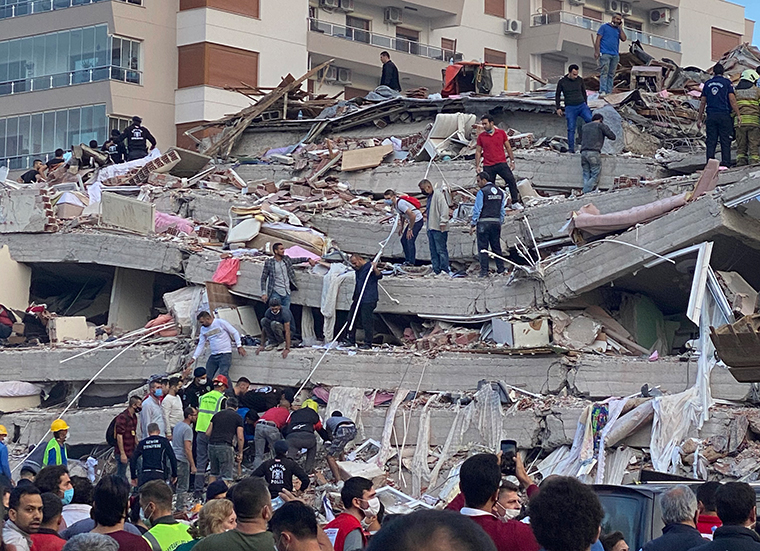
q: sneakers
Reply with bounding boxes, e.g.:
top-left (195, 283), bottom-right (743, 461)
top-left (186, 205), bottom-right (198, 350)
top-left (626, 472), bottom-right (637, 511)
top-left (358, 343), bottom-right (372, 350)
top-left (512, 203), bottom-right (524, 211)
top-left (264, 344), bottom-right (276, 351)
top-left (276, 342), bottom-right (286, 351)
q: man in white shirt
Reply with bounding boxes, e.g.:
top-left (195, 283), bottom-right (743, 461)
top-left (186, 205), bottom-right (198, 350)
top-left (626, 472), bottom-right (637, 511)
top-left (141, 378), bottom-right (167, 439)
top-left (161, 376), bottom-right (184, 438)
top-left (185, 311), bottom-right (247, 380)
top-left (384, 189), bottom-right (424, 266)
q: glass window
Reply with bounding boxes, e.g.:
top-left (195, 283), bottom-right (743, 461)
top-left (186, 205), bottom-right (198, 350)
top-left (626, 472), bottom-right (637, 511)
top-left (0, 41), bottom-right (8, 82)
top-left (68, 107), bottom-right (80, 147)
top-left (55, 110), bottom-right (67, 150)
top-left (56, 31), bottom-right (70, 75)
top-left (5, 117), bottom-right (18, 157)
top-left (18, 115), bottom-right (31, 156)
top-left (93, 105), bottom-right (106, 144)
top-left (31, 113), bottom-right (42, 156)
top-left (0, 118), bottom-right (5, 159)
top-left (42, 111), bottom-right (55, 153)
top-left (44, 33), bottom-right (57, 74)
top-left (94, 25), bottom-right (107, 67)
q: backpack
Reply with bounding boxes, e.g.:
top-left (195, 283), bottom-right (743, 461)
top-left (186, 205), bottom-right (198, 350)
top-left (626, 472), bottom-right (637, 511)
top-left (399, 195), bottom-right (421, 209)
top-left (105, 416), bottom-right (118, 447)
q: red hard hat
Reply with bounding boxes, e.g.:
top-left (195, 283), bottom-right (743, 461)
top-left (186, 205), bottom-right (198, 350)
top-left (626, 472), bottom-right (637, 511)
top-left (213, 374), bottom-right (229, 388)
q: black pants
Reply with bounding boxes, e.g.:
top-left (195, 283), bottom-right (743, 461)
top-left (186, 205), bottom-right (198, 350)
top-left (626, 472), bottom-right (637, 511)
top-left (706, 113), bottom-right (734, 167)
top-left (477, 221), bottom-right (504, 276)
top-left (127, 149), bottom-right (149, 161)
top-left (344, 301), bottom-right (377, 346)
top-left (484, 163), bottom-right (520, 204)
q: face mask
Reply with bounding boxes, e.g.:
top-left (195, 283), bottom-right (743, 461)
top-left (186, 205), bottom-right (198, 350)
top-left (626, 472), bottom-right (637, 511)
top-left (140, 507), bottom-right (152, 528)
top-left (276, 535), bottom-right (289, 551)
top-left (362, 497), bottom-right (381, 518)
top-left (384, 199), bottom-right (393, 206)
top-left (154, 388), bottom-right (163, 398)
top-left (199, 378), bottom-right (207, 385)
top-left (135, 407), bottom-right (142, 413)
top-left (495, 502), bottom-right (521, 521)
top-left (62, 488), bottom-right (74, 506)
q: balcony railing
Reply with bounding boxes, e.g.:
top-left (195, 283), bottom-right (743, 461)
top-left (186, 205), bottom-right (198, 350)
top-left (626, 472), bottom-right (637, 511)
top-left (531, 11), bottom-right (681, 54)
top-left (0, 65), bottom-right (141, 95)
top-left (0, 0), bottom-right (141, 20)
top-left (309, 18), bottom-right (453, 62)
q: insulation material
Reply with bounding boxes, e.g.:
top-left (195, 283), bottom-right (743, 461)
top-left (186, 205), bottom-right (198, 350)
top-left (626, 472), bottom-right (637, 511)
top-left (411, 400), bottom-right (434, 497)
top-left (326, 387), bottom-right (370, 441)
top-left (377, 389), bottom-right (409, 467)
top-left (321, 263), bottom-right (354, 341)
top-left (472, 384), bottom-right (503, 452)
top-left (603, 447), bottom-right (636, 485)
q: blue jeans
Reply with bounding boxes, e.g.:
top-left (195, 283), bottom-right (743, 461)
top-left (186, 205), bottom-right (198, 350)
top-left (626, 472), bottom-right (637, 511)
top-left (565, 103), bottom-right (593, 153)
top-left (427, 230), bottom-right (450, 274)
top-left (206, 353), bottom-right (232, 380)
top-left (599, 54), bottom-right (619, 94)
top-left (269, 291), bottom-right (291, 311)
top-left (116, 458), bottom-right (129, 482)
top-left (400, 219), bottom-right (424, 265)
top-left (581, 150), bottom-right (603, 193)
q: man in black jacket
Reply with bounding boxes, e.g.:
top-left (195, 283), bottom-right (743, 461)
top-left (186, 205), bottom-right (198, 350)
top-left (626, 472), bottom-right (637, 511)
top-left (380, 51), bottom-right (401, 92)
top-left (283, 400), bottom-right (329, 473)
top-left (251, 440), bottom-right (310, 497)
top-left (692, 482), bottom-right (760, 551)
top-left (130, 423), bottom-right (177, 488)
top-left (642, 485), bottom-right (706, 551)
top-left (555, 64), bottom-right (593, 153)
top-left (117, 115), bottom-right (156, 161)
top-left (340, 253), bottom-right (382, 350)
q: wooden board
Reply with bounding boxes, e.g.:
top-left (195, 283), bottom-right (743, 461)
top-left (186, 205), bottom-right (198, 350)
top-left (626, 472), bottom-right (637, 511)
top-left (340, 144), bottom-right (394, 172)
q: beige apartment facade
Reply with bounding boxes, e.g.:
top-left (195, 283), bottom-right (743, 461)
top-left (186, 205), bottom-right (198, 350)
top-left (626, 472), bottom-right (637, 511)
top-left (0, 0), bottom-right (754, 170)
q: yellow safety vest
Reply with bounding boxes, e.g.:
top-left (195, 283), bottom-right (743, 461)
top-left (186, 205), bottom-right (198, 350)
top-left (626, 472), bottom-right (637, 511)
top-left (195, 390), bottom-right (224, 433)
top-left (143, 522), bottom-right (192, 551)
top-left (42, 438), bottom-right (66, 466)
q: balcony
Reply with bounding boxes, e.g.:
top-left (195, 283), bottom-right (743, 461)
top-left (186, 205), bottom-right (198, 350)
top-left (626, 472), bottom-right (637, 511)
top-left (0, 65), bottom-right (141, 96)
top-left (0, 0), bottom-right (140, 20)
top-left (530, 11), bottom-right (681, 54)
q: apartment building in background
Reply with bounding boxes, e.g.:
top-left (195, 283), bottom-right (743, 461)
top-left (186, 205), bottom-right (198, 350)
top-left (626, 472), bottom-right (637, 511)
top-left (0, 0), bottom-right (754, 170)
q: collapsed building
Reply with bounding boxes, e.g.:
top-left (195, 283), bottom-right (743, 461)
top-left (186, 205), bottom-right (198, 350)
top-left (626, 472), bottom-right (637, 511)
top-left (3, 48), bottom-right (760, 505)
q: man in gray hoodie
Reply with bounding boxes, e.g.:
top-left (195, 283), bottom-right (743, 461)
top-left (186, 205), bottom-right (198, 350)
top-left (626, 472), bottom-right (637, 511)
top-left (418, 179), bottom-right (451, 275)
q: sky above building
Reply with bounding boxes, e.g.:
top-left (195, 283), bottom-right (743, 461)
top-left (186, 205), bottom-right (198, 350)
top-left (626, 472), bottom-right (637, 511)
top-left (732, 1), bottom-right (759, 44)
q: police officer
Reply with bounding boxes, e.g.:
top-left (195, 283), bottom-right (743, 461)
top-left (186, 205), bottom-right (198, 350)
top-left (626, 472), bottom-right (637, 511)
top-left (470, 172), bottom-right (507, 278)
top-left (43, 419), bottom-right (69, 467)
top-left (193, 375), bottom-right (228, 498)
top-left (117, 115), bottom-right (157, 161)
top-left (102, 129), bottom-right (127, 164)
top-left (130, 423), bottom-right (177, 488)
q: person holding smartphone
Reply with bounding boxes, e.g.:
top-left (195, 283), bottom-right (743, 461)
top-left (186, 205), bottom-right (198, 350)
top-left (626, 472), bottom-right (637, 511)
top-left (595, 13), bottom-right (627, 96)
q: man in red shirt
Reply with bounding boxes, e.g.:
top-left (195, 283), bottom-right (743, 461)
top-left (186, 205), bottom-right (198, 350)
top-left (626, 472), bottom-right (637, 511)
top-left (475, 114), bottom-right (522, 210)
top-left (114, 396), bottom-right (141, 482)
top-left (324, 477), bottom-right (376, 551)
top-left (696, 481), bottom-right (722, 538)
top-left (458, 453), bottom-right (539, 551)
top-left (29, 493), bottom-right (65, 551)
top-left (252, 390), bottom-right (293, 469)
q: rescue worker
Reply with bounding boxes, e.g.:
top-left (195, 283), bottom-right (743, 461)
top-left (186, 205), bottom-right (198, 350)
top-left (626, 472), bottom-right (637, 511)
top-left (117, 116), bottom-right (157, 161)
top-left (43, 420), bottom-right (69, 467)
top-left (130, 423), bottom-right (177, 489)
top-left (470, 172), bottom-right (507, 278)
top-left (139, 480), bottom-right (192, 551)
top-left (0, 424), bottom-right (11, 488)
top-left (734, 69), bottom-right (760, 166)
top-left (193, 375), bottom-right (228, 499)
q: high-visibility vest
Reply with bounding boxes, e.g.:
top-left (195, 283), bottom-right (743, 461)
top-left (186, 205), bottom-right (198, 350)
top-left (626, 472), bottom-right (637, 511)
top-left (143, 522), bottom-right (192, 551)
top-left (195, 390), bottom-right (224, 433)
top-left (42, 438), bottom-right (66, 466)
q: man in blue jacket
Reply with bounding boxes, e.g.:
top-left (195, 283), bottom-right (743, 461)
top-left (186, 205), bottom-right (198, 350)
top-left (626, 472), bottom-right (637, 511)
top-left (470, 172), bottom-right (507, 278)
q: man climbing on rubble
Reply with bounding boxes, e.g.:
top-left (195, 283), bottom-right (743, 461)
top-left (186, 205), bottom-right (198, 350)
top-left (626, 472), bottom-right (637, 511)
top-left (556, 65), bottom-right (593, 154)
top-left (140, 378), bottom-right (168, 440)
top-left (113, 396), bottom-right (142, 483)
top-left (325, 411), bottom-right (357, 482)
top-left (43, 419), bottom-right (69, 467)
top-left (117, 116), bottom-right (156, 161)
top-left (18, 159), bottom-right (46, 184)
top-left (260, 242), bottom-right (317, 314)
top-left (194, 375), bottom-right (229, 499)
top-left (733, 70), bottom-right (760, 166)
top-left (225, 377), bottom-right (251, 400)
top-left (340, 253), bottom-right (382, 349)
top-left (595, 13), bottom-right (626, 97)
top-left (252, 390), bottom-right (294, 470)
top-left (475, 115), bottom-right (521, 210)
top-left (384, 189), bottom-right (424, 266)
top-left (256, 298), bottom-right (294, 359)
top-left (580, 114), bottom-right (616, 194)
top-left (698, 63), bottom-right (742, 168)
top-left (324, 476), bottom-right (378, 551)
top-left (206, 396), bottom-right (244, 485)
top-left (186, 311), bottom-right (246, 381)
top-left (101, 129), bottom-right (127, 165)
top-left (471, 172), bottom-right (507, 278)
top-left (418, 179), bottom-right (452, 276)
top-left (282, 399), bottom-right (328, 474)
top-left (379, 51), bottom-right (401, 92)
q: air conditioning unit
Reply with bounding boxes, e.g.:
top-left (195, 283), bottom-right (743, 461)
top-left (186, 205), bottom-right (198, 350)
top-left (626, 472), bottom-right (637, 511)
top-left (649, 7), bottom-right (671, 25)
top-left (337, 68), bottom-right (352, 84)
top-left (384, 6), bottom-right (403, 25)
top-left (568, 0), bottom-right (586, 5)
top-left (504, 19), bottom-right (522, 35)
top-left (339, 0), bottom-right (354, 12)
top-left (319, 0), bottom-right (339, 10)
top-left (605, 0), bottom-right (631, 14)
top-left (319, 66), bottom-right (339, 82)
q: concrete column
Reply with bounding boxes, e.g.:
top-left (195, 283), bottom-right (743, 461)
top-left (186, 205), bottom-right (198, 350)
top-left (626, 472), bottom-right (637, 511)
top-left (0, 245), bottom-right (30, 311)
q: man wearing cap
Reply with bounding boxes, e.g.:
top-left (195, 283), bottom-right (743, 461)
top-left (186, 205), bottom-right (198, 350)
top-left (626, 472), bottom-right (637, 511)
top-left (193, 375), bottom-right (229, 498)
top-left (182, 367), bottom-right (212, 410)
top-left (116, 115), bottom-right (156, 161)
top-left (698, 63), bottom-right (742, 167)
top-left (43, 420), bottom-right (69, 467)
top-left (186, 311), bottom-right (246, 381)
top-left (283, 400), bottom-right (329, 473)
top-left (0, 425), bottom-right (11, 487)
top-left (734, 69), bottom-right (760, 166)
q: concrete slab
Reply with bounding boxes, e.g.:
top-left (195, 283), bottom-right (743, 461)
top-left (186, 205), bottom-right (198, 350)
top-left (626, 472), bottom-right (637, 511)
top-left (0, 244), bottom-right (31, 311)
top-left (0, 189), bottom-right (51, 233)
top-left (101, 193), bottom-right (155, 235)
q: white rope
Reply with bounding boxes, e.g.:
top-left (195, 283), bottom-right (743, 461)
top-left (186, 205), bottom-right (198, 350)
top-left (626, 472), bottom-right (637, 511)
top-left (59, 322), bottom-right (175, 364)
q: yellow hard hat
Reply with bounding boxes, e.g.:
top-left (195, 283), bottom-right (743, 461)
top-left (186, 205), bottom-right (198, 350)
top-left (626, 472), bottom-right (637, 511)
top-left (742, 69), bottom-right (760, 83)
top-left (51, 419), bottom-right (69, 432)
top-left (302, 399), bottom-right (319, 413)
top-left (0, 425), bottom-right (7, 436)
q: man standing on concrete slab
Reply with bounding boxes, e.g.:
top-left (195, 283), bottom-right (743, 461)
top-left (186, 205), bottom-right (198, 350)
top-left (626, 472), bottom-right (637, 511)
top-left (260, 242), bottom-right (317, 313)
top-left (556, 64), bottom-right (592, 153)
top-left (116, 116), bottom-right (156, 161)
top-left (341, 253), bottom-right (382, 350)
top-left (253, 391), bottom-right (293, 470)
top-left (733, 70), bottom-right (760, 166)
top-left (384, 189), bottom-right (424, 266)
top-left (580, 114), bottom-right (616, 194)
top-left (418, 179), bottom-right (452, 275)
top-left (380, 51), bottom-right (401, 92)
top-left (698, 63), bottom-right (742, 168)
top-left (476, 115), bottom-right (521, 209)
top-left (471, 172), bottom-right (506, 278)
top-left (186, 311), bottom-right (246, 381)
top-left (256, 298), bottom-right (294, 359)
top-left (595, 13), bottom-right (626, 96)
